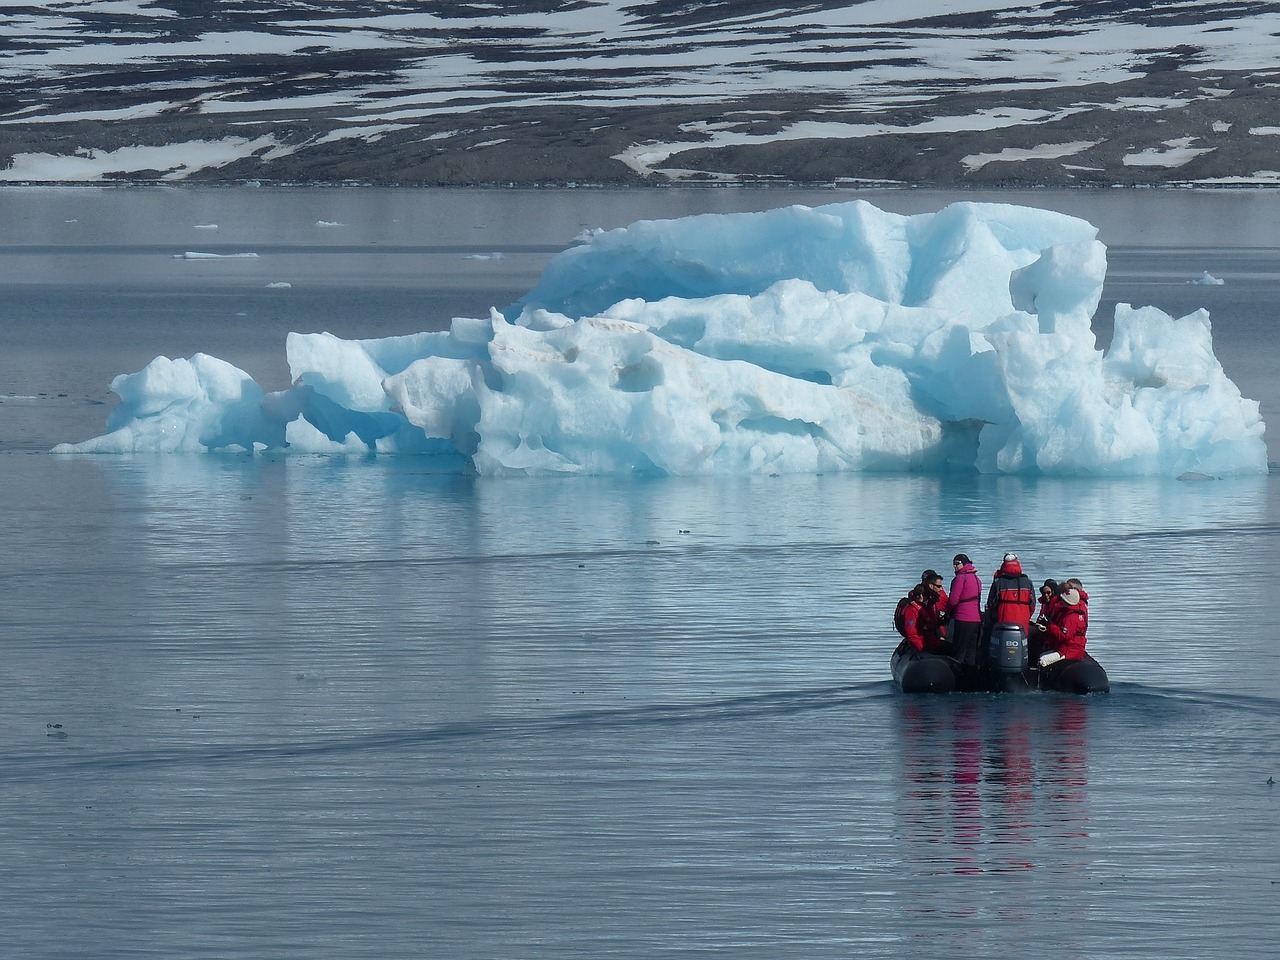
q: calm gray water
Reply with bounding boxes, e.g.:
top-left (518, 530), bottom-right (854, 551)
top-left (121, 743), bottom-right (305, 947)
top-left (1, 187), bottom-right (1279, 959)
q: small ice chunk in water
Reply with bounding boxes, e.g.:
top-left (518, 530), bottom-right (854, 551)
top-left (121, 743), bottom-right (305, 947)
top-left (174, 251), bottom-right (260, 260)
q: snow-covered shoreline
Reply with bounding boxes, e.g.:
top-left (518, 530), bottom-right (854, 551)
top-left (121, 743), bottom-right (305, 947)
top-left (4, 1), bottom-right (1280, 188)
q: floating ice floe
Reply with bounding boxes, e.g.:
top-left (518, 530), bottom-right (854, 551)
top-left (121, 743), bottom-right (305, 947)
top-left (56, 200), bottom-right (1266, 478)
top-left (173, 251), bottom-right (260, 260)
top-left (1189, 271), bottom-right (1225, 285)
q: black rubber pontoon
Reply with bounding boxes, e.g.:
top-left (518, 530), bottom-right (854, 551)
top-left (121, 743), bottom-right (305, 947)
top-left (890, 643), bottom-right (958, 694)
top-left (1039, 655), bottom-right (1111, 694)
top-left (890, 627), bottom-right (1110, 695)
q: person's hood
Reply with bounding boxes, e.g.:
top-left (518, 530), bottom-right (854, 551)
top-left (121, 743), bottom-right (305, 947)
top-left (998, 559), bottom-right (1024, 576)
top-left (957, 562), bottom-right (977, 574)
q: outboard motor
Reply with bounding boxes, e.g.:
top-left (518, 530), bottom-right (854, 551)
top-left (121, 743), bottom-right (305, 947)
top-left (988, 622), bottom-right (1030, 692)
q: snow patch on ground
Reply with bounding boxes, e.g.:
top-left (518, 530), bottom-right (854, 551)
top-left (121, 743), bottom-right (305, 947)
top-left (962, 141), bottom-right (1101, 173)
top-left (615, 108), bottom-right (1087, 177)
top-left (1123, 139), bottom-right (1216, 168)
top-left (0, 137), bottom-right (295, 181)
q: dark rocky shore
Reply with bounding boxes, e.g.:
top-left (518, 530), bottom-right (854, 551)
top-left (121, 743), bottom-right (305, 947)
top-left (3, 1), bottom-right (1280, 187)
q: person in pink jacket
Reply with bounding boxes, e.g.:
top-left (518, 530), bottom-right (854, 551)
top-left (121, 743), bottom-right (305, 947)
top-left (944, 553), bottom-right (983, 668)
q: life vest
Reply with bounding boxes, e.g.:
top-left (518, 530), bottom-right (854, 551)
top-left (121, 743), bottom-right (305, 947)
top-left (989, 564), bottom-right (1035, 632)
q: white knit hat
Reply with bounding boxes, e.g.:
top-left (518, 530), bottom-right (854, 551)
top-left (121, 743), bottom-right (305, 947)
top-left (1003, 552), bottom-right (1018, 562)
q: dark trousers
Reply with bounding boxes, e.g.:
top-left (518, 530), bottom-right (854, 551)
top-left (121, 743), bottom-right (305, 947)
top-left (950, 620), bottom-right (984, 666)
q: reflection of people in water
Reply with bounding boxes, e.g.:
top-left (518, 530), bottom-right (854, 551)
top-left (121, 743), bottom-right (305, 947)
top-left (992, 711), bottom-right (1034, 855)
top-left (893, 698), bottom-right (1092, 878)
top-left (1045, 698), bottom-right (1090, 842)
top-left (950, 701), bottom-right (986, 874)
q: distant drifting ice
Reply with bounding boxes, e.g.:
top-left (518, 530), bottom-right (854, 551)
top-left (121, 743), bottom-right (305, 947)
top-left (54, 200), bottom-right (1266, 477)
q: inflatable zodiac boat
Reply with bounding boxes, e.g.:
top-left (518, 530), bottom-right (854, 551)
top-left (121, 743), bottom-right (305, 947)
top-left (891, 623), bottom-right (1110, 695)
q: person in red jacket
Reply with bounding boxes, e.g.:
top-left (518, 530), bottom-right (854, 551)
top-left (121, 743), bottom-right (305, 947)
top-left (902, 571), bottom-right (949, 654)
top-left (1036, 579), bottom-right (1058, 626)
top-left (1042, 579), bottom-right (1090, 663)
top-left (984, 552), bottom-right (1036, 639)
top-left (1032, 578), bottom-right (1058, 659)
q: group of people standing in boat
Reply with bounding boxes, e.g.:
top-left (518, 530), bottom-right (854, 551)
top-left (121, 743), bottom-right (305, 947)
top-left (899, 552), bottom-right (1091, 670)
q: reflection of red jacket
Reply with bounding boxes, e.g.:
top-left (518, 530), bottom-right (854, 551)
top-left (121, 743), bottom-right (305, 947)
top-left (1046, 589), bottom-right (1089, 660)
top-left (903, 588), bottom-right (948, 653)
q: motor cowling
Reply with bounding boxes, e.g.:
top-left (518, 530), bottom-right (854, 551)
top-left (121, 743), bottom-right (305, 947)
top-left (989, 622), bottom-right (1029, 672)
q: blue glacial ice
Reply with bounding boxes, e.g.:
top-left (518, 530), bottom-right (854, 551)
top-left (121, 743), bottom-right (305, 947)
top-left (53, 200), bottom-right (1266, 478)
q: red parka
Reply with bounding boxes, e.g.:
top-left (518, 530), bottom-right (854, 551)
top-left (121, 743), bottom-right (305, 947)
top-left (985, 558), bottom-right (1035, 634)
top-left (903, 587), bottom-right (948, 653)
top-left (1045, 588), bottom-right (1089, 660)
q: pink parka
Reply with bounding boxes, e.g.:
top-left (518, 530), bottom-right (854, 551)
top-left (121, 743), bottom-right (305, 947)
top-left (945, 563), bottom-right (983, 624)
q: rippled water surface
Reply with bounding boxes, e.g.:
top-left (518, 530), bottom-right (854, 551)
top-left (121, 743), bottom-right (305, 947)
top-left (2, 187), bottom-right (1279, 959)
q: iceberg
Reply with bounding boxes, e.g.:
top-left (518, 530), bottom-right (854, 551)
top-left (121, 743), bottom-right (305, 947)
top-left (54, 200), bottom-right (1266, 478)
